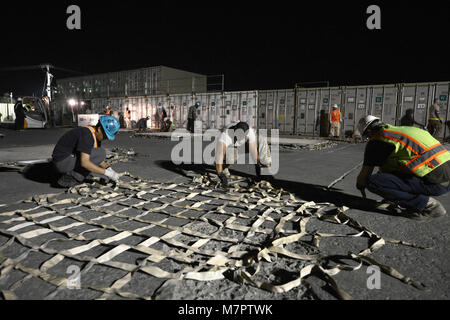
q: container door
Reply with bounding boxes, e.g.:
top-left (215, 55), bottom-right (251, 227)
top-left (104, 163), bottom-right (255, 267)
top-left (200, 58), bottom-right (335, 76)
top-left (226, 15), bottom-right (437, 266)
top-left (413, 85), bottom-right (430, 128)
top-left (343, 88), bottom-right (357, 134)
top-left (370, 87), bottom-right (384, 120)
top-left (319, 89), bottom-right (330, 112)
top-left (381, 86), bottom-right (398, 126)
top-left (355, 88), bottom-right (369, 126)
top-left (223, 92), bottom-right (233, 126)
top-left (285, 90), bottom-right (295, 133)
top-left (248, 91), bottom-right (258, 129)
top-left (307, 90), bottom-right (318, 134)
top-left (266, 91), bottom-right (276, 130)
top-left (296, 89), bottom-right (308, 134)
top-left (258, 91), bottom-right (267, 130)
top-left (275, 90), bottom-right (286, 132)
top-left (399, 84), bottom-right (417, 126)
top-left (231, 92), bottom-right (240, 124)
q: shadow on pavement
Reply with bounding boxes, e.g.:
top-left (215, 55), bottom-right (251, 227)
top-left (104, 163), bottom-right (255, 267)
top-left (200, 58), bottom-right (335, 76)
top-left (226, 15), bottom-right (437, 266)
top-left (0, 162), bottom-right (61, 187)
top-left (155, 160), bottom-right (399, 218)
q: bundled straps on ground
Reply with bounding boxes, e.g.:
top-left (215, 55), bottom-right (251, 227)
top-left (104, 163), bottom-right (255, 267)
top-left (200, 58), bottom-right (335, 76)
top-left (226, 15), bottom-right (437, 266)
top-left (0, 172), bottom-right (430, 300)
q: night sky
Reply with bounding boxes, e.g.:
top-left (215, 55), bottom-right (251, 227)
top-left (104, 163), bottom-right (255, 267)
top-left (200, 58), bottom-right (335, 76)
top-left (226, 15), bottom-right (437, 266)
top-left (0, 1), bottom-right (449, 96)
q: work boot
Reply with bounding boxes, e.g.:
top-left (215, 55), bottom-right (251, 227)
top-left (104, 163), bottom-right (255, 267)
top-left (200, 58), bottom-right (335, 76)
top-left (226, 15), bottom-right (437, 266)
top-left (403, 197), bottom-right (447, 221)
top-left (222, 168), bottom-right (230, 177)
top-left (57, 174), bottom-right (81, 188)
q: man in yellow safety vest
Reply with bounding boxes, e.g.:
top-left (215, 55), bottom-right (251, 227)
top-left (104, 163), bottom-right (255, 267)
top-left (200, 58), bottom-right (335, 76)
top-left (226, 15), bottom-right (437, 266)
top-left (356, 115), bottom-right (450, 220)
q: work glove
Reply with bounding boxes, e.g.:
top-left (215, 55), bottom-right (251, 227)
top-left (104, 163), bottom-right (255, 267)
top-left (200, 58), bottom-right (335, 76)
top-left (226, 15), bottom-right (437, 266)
top-left (218, 172), bottom-right (228, 186)
top-left (105, 167), bottom-right (120, 182)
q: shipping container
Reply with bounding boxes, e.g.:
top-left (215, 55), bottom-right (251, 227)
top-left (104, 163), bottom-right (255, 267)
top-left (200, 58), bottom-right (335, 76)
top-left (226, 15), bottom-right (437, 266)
top-left (341, 86), bottom-right (371, 135)
top-left (0, 103), bottom-right (16, 122)
top-left (53, 81), bottom-right (450, 139)
top-left (432, 82), bottom-right (450, 139)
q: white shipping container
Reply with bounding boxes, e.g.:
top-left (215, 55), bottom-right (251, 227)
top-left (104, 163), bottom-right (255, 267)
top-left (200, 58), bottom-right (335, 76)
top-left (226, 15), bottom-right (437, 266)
top-left (0, 103), bottom-right (16, 122)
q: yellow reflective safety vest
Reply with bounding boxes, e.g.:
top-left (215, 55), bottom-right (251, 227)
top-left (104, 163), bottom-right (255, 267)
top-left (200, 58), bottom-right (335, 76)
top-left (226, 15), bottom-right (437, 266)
top-left (373, 124), bottom-right (450, 177)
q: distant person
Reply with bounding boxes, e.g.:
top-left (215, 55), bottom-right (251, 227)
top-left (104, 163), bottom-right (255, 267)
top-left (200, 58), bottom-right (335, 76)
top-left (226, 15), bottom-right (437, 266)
top-left (187, 102), bottom-right (200, 133)
top-left (329, 104), bottom-right (342, 138)
top-left (136, 117), bottom-right (150, 132)
top-left (166, 118), bottom-right (176, 132)
top-left (160, 107), bottom-right (168, 131)
top-left (427, 98), bottom-right (443, 138)
top-left (118, 112), bottom-right (125, 128)
top-left (161, 117), bottom-right (175, 132)
top-left (400, 109), bottom-right (424, 128)
top-left (51, 116), bottom-right (121, 188)
top-left (14, 98), bottom-right (25, 130)
top-left (105, 106), bottom-right (112, 116)
top-left (125, 107), bottom-right (132, 129)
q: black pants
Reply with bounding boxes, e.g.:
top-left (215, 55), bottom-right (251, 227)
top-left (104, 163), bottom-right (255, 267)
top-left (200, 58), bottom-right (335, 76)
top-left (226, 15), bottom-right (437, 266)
top-left (52, 148), bottom-right (106, 182)
top-left (367, 172), bottom-right (450, 212)
top-left (187, 118), bottom-right (195, 133)
top-left (15, 116), bottom-right (24, 130)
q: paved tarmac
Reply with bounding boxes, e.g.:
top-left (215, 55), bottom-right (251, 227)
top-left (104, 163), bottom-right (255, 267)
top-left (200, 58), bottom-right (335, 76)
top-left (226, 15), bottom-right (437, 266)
top-left (0, 127), bottom-right (449, 300)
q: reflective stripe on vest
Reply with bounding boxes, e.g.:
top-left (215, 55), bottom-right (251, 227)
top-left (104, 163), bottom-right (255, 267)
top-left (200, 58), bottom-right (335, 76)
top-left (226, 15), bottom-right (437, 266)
top-left (331, 109), bottom-right (340, 122)
top-left (376, 129), bottom-right (426, 155)
top-left (404, 144), bottom-right (447, 173)
top-left (374, 125), bottom-right (450, 177)
top-left (85, 126), bottom-right (98, 149)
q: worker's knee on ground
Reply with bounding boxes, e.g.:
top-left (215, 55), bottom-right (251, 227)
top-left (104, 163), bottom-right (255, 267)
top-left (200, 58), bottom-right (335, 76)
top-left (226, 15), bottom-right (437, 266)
top-left (52, 155), bottom-right (77, 174)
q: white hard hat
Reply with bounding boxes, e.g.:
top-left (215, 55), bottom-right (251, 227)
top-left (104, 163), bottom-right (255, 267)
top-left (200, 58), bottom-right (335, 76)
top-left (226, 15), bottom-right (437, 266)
top-left (333, 104), bottom-right (338, 109)
top-left (358, 115), bottom-right (380, 136)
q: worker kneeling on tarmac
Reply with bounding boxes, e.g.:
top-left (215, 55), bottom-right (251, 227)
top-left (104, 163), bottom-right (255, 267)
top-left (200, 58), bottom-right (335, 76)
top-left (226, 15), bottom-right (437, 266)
top-left (215, 121), bottom-right (272, 185)
top-left (356, 115), bottom-right (450, 220)
top-left (51, 115), bottom-right (121, 188)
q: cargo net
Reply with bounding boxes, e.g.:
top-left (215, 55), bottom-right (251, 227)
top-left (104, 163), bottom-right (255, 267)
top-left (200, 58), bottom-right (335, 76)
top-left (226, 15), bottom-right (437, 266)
top-left (0, 172), bottom-right (430, 300)
top-left (279, 141), bottom-right (339, 151)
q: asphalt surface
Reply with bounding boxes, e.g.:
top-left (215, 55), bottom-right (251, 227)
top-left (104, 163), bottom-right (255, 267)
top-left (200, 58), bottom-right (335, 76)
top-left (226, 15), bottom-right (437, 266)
top-left (0, 126), bottom-right (449, 300)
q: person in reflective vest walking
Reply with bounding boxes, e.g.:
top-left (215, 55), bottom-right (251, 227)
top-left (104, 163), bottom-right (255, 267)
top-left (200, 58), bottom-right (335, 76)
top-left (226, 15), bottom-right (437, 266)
top-left (330, 104), bottom-right (342, 138)
top-left (356, 115), bottom-right (450, 220)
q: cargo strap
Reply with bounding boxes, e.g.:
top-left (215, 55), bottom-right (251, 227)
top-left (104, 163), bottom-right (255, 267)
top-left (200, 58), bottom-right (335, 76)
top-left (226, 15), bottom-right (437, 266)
top-left (0, 172), bottom-right (429, 300)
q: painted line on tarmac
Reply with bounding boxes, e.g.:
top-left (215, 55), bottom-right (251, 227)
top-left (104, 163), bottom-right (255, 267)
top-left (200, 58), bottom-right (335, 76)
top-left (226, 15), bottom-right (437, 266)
top-left (322, 143), bottom-right (361, 154)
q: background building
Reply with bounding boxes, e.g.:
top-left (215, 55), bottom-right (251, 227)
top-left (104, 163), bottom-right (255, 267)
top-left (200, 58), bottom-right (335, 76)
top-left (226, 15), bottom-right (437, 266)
top-left (56, 65), bottom-right (208, 100)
